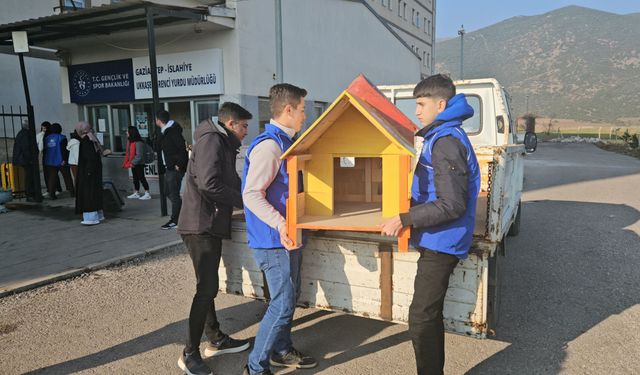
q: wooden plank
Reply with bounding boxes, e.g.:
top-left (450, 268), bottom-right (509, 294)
top-left (379, 242), bottom-right (393, 320)
top-left (298, 202), bottom-right (383, 230)
top-left (365, 158), bottom-right (372, 202)
top-left (287, 156), bottom-right (300, 247)
top-left (398, 154), bottom-right (411, 252)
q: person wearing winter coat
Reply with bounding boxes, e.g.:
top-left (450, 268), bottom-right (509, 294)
top-left (74, 121), bottom-right (104, 225)
top-left (122, 126), bottom-right (151, 200)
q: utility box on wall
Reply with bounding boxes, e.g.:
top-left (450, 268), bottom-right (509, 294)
top-left (282, 75), bottom-right (418, 251)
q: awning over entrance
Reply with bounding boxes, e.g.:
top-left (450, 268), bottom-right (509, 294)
top-left (0, 0), bottom-right (234, 49)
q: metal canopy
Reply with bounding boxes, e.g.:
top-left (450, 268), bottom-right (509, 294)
top-left (0, 0), bottom-right (209, 47)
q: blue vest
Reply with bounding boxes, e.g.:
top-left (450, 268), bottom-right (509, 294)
top-left (242, 124), bottom-right (293, 249)
top-left (411, 103), bottom-right (481, 259)
top-left (44, 133), bottom-right (65, 167)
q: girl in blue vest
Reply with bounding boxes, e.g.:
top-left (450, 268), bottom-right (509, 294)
top-left (381, 74), bottom-right (481, 375)
top-left (241, 84), bottom-right (317, 375)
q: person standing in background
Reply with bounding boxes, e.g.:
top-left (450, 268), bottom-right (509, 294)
top-left (154, 110), bottom-right (188, 230)
top-left (44, 123), bottom-right (73, 199)
top-left (12, 119), bottom-right (37, 200)
top-left (67, 130), bottom-right (81, 188)
top-left (122, 126), bottom-right (151, 201)
top-left (75, 121), bottom-right (105, 225)
top-left (38, 121), bottom-right (51, 195)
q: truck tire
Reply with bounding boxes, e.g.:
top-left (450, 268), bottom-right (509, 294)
top-left (487, 238), bottom-right (504, 333)
top-left (507, 200), bottom-right (521, 237)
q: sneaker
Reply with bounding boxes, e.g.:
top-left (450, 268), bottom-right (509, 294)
top-left (161, 221), bottom-right (177, 230)
top-left (203, 334), bottom-right (250, 357)
top-left (242, 365), bottom-right (273, 375)
top-left (138, 192), bottom-right (151, 200)
top-left (127, 192), bottom-right (141, 199)
top-left (177, 350), bottom-right (212, 375)
top-left (270, 348), bottom-right (317, 369)
top-left (81, 220), bottom-right (100, 226)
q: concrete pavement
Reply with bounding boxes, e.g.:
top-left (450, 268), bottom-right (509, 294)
top-left (0, 194), bottom-right (182, 297)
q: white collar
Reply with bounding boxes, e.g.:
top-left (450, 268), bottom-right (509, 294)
top-left (270, 119), bottom-right (296, 138)
top-left (161, 120), bottom-right (174, 134)
top-left (212, 117), bottom-right (228, 136)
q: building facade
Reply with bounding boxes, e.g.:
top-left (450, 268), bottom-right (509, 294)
top-left (365, 0), bottom-right (435, 77)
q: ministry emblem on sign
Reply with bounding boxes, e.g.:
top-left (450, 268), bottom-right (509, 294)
top-left (72, 70), bottom-right (91, 97)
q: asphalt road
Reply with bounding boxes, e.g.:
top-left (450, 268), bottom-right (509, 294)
top-left (1, 143), bottom-right (638, 375)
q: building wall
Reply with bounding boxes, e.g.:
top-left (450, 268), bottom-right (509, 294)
top-left (236, 0), bottom-right (422, 102)
top-left (365, 0), bottom-right (435, 77)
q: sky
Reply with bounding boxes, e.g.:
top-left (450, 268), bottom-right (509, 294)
top-left (436, 0), bottom-right (640, 38)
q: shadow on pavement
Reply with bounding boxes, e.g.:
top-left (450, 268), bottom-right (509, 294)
top-left (468, 200), bottom-right (640, 374)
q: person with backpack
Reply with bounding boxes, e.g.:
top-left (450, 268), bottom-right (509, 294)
top-left (122, 126), bottom-right (151, 200)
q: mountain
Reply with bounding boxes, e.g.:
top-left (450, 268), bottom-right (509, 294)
top-left (435, 6), bottom-right (640, 121)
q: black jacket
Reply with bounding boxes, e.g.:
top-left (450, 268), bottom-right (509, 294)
top-left (154, 122), bottom-right (188, 173)
top-left (12, 128), bottom-right (36, 166)
top-left (177, 119), bottom-right (243, 238)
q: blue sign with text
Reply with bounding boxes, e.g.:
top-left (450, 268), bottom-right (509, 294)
top-left (68, 59), bottom-right (135, 104)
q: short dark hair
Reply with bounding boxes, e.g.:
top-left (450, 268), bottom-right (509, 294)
top-left (270, 83), bottom-right (307, 117)
top-left (41, 121), bottom-right (51, 128)
top-left (156, 110), bottom-right (170, 124)
top-left (218, 102), bottom-right (253, 123)
top-left (413, 74), bottom-right (456, 100)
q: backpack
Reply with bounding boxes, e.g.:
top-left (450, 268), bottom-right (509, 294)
top-left (142, 141), bottom-right (155, 164)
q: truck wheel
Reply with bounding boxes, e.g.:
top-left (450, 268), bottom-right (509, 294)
top-left (487, 239), bottom-right (504, 333)
top-left (507, 200), bottom-right (521, 237)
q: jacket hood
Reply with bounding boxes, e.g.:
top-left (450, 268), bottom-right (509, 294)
top-left (417, 94), bottom-right (474, 138)
top-left (195, 119), bottom-right (241, 150)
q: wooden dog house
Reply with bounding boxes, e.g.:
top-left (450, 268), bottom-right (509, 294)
top-left (282, 74), bottom-right (418, 251)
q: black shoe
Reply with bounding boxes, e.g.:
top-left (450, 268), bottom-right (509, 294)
top-left (178, 350), bottom-right (212, 375)
top-left (203, 334), bottom-right (250, 357)
top-left (270, 348), bottom-right (317, 369)
top-left (161, 220), bottom-right (177, 230)
top-left (242, 365), bottom-right (273, 375)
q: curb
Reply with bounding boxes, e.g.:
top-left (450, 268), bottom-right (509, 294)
top-left (0, 240), bottom-right (184, 299)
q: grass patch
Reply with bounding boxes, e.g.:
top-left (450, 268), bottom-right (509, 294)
top-left (595, 141), bottom-right (640, 160)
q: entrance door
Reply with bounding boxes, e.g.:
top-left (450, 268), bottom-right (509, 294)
top-left (111, 105), bottom-right (131, 153)
top-left (168, 101), bottom-right (193, 146)
top-left (88, 105), bottom-right (110, 150)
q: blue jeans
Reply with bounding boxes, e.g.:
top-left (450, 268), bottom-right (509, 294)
top-left (248, 248), bottom-right (302, 374)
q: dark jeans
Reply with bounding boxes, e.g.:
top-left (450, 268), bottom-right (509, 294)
top-left (408, 249), bottom-right (459, 375)
top-left (132, 165), bottom-right (149, 191)
top-left (182, 234), bottom-right (226, 353)
top-left (45, 165), bottom-right (74, 197)
top-left (164, 169), bottom-right (184, 222)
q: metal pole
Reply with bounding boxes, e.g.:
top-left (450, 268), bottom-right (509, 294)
top-left (146, 7), bottom-right (167, 216)
top-left (458, 25), bottom-right (465, 80)
top-left (18, 53), bottom-right (42, 202)
top-left (526, 95), bottom-right (529, 113)
top-left (275, 0), bottom-right (283, 83)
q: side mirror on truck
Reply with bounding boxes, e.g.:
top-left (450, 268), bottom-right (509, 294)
top-left (524, 131), bottom-right (537, 153)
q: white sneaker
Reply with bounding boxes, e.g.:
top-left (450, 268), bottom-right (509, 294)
top-left (127, 192), bottom-right (141, 199)
top-left (81, 220), bottom-right (100, 226)
top-left (139, 192), bottom-right (151, 200)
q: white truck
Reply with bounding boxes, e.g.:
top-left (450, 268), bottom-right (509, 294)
top-left (221, 78), bottom-right (528, 338)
